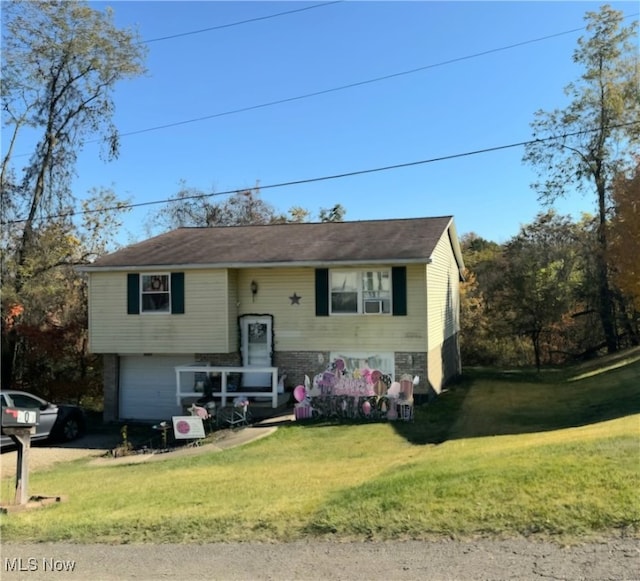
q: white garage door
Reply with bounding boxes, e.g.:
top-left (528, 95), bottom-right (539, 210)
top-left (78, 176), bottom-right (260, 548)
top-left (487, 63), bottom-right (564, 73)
top-left (120, 355), bottom-right (195, 421)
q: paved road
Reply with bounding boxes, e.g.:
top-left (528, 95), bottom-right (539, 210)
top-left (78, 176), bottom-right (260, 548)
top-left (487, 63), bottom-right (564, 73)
top-left (1, 539), bottom-right (638, 580)
top-left (2, 426), bottom-right (638, 580)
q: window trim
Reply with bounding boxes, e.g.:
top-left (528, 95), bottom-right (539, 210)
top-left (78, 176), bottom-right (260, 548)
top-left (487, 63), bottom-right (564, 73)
top-left (127, 272), bottom-right (185, 315)
top-left (329, 268), bottom-right (392, 316)
top-left (140, 273), bottom-right (172, 314)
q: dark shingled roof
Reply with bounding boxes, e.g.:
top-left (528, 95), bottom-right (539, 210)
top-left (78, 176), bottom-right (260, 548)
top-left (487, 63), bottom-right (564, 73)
top-left (85, 216), bottom-right (458, 269)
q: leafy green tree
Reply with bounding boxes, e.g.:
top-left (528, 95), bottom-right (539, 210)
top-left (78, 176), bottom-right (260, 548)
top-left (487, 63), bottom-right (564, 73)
top-left (563, 214), bottom-right (609, 357)
top-left (459, 233), bottom-right (503, 298)
top-left (523, 5), bottom-right (639, 353)
top-left (2, 0), bottom-right (146, 255)
top-left (287, 206), bottom-right (311, 223)
top-left (1, 0), bottom-right (146, 388)
top-left (319, 203), bottom-right (346, 222)
top-left (459, 233), bottom-right (512, 365)
top-left (459, 216), bottom-right (631, 368)
top-left (500, 212), bottom-right (582, 369)
top-left (149, 183), bottom-right (346, 231)
top-left (1, 189), bottom-right (130, 400)
top-left (150, 185), bottom-right (284, 230)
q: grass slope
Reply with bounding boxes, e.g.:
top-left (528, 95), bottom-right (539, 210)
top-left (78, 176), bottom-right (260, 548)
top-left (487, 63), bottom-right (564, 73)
top-left (2, 349), bottom-right (639, 543)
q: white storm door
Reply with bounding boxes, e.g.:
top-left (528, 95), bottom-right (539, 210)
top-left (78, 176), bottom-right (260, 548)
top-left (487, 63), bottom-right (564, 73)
top-left (240, 316), bottom-right (273, 387)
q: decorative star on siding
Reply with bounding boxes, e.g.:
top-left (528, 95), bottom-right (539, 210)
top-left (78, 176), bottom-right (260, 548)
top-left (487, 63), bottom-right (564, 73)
top-left (289, 292), bottom-right (301, 305)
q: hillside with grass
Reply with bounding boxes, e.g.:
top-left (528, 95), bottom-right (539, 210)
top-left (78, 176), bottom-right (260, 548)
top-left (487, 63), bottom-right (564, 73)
top-left (406, 346), bottom-right (640, 444)
top-left (1, 349), bottom-right (638, 543)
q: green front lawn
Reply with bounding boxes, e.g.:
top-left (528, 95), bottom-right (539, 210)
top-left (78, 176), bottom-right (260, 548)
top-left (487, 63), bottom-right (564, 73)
top-left (2, 349), bottom-right (639, 543)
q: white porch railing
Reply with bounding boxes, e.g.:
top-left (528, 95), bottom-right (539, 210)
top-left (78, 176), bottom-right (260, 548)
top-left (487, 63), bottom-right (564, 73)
top-left (175, 365), bottom-right (279, 408)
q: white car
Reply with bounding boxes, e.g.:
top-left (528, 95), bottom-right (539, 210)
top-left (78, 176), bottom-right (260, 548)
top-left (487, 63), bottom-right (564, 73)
top-left (1, 390), bottom-right (86, 448)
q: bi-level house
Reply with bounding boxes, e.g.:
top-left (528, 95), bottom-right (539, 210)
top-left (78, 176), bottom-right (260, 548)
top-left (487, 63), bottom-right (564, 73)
top-left (81, 216), bottom-right (465, 421)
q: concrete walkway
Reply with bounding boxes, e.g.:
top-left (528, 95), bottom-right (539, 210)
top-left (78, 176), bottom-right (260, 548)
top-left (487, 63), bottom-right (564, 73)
top-left (88, 424), bottom-right (281, 467)
top-left (1, 410), bottom-right (295, 476)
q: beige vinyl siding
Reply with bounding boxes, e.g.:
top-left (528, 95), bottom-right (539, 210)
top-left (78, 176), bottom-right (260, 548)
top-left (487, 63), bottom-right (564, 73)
top-left (426, 230), bottom-right (461, 350)
top-left (427, 347), bottom-right (444, 394)
top-left (425, 229), bottom-right (461, 393)
top-left (89, 264), bottom-right (432, 355)
top-left (236, 265), bottom-right (428, 352)
top-left (88, 270), bottom-right (231, 354)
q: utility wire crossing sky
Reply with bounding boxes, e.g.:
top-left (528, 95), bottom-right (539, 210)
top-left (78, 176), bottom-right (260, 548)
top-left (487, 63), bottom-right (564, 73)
top-left (4, 1), bottom-right (638, 244)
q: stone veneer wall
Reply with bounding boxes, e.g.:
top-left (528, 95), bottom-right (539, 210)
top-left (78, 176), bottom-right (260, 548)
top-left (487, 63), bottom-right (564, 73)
top-left (101, 346), bottom-right (460, 422)
top-left (195, 353), bottom-right (242, 366)
top-left (272, 351), bottom-right (429, 393)
top-left (272, 351), bottom-right (332, 389)
top-left (394, 352), bottom-right (429, 394)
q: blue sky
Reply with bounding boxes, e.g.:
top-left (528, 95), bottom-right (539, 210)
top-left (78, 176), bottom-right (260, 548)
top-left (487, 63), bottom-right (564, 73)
top-left (8, 1), bottom-right (640, 245)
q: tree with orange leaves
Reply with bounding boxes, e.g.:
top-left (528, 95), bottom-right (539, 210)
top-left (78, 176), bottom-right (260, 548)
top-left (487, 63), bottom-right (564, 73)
top-left (609, 163), bottom-right (640, 344)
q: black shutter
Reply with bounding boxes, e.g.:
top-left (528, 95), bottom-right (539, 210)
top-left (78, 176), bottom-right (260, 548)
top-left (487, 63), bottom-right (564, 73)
top-left (392, 266), bottom-right (407, 316)
top-left (171, 272), bottom-right (185, 314)
top-left (315, 268), bottom-right (329, 316)
top-left (127, 273), bottom-right (140, 315)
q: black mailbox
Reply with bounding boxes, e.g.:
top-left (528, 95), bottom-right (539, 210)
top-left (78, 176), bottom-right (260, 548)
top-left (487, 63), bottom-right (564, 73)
top-left (1, 407), bottom-right (40, 429)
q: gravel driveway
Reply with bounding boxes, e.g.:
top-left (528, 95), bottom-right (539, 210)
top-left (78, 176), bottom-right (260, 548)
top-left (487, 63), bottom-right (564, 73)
top-left (1, 432), bottom-right (117, 478)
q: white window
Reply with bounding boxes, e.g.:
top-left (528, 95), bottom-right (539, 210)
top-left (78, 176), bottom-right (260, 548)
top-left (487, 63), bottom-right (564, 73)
top-left (141, 274), bottom-right (171, 313)
top-left (330, 270), bottom-right (391, 315)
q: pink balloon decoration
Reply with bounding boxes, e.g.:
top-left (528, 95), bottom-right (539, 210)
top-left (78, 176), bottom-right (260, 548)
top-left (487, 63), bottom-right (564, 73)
top-left (388, 382), bottom-right (401, 397)
top-left (362, 401), bottom-right (372, 416)
top-left (293, 385), bottom-right (306, 402)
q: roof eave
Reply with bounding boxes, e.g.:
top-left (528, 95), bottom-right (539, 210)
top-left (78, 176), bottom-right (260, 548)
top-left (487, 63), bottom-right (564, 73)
top-left (78, 257), bottom-right (434, 273)
top-left (445, 218), bottom-right (466, 282)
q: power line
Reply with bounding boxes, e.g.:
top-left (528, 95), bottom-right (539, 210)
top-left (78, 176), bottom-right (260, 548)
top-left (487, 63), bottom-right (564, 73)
top-left (115, 13), bottom-right (640, 136)
top-left (140, 2), bottom-right (342, 44)
top-left (9, 21), bottom-right (596, 158)
top-left (116, 25), bottom-right (592, 139)
top-left (9, 11), bottom-right (638, 159)
top-left (6, 123), bottom-right (638, 225)
top-left (110, 8), bottom-right (637, 137)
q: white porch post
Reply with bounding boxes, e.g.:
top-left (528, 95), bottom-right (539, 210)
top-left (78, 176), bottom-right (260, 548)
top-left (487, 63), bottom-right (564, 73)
top-left (221, 371), bottom-right (228, 407)
top-left (176, 368), bottom-right (184, 407)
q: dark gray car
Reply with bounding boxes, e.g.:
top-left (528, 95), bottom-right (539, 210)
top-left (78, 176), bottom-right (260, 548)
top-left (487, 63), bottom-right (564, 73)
top-left (0, 390), bottom-right (86, 448)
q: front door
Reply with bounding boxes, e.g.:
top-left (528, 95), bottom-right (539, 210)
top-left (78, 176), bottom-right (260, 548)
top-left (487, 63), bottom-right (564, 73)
top-left (240, 315), bottom-right (273, 388)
